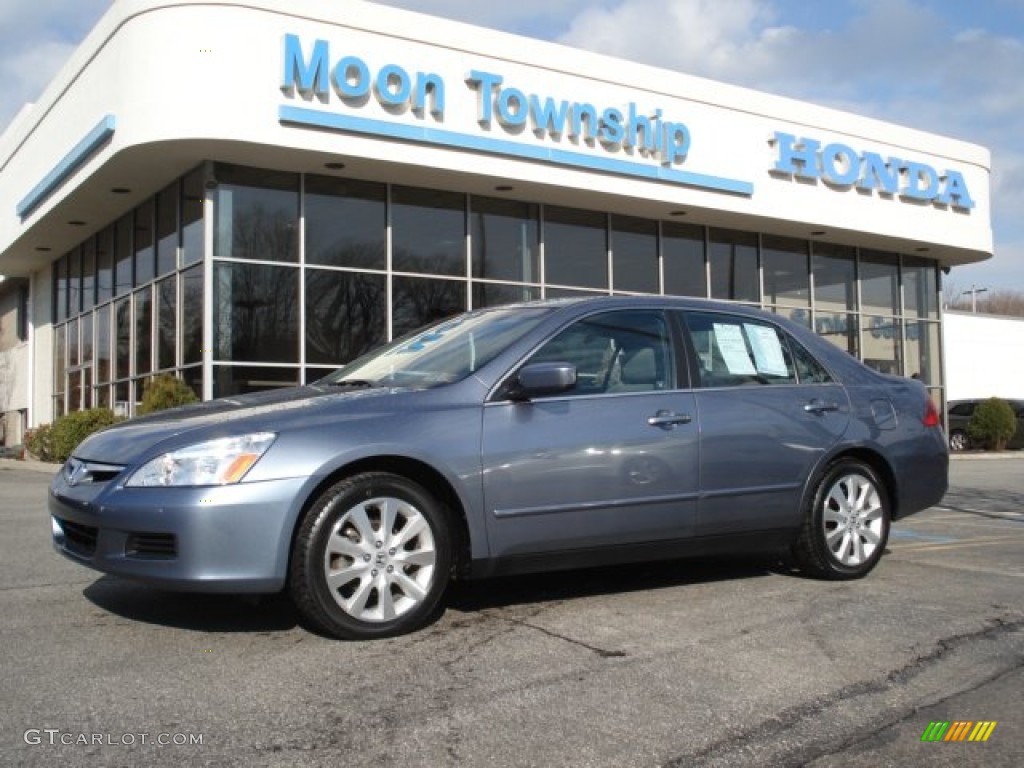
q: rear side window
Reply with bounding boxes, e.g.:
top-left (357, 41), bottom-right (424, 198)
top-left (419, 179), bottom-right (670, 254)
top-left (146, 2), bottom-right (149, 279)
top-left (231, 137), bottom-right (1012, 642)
top-left (949, 403), bottom-right (975, 417)
top-left (789, 340), bottom-right (834, 384)
top-left (685, 312), bottom-right (801, 387)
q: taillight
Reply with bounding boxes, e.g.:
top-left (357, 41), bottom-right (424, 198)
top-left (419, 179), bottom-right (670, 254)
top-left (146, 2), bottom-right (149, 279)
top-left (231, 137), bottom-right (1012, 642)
top-left (923, 397), bottom-right (941, 428)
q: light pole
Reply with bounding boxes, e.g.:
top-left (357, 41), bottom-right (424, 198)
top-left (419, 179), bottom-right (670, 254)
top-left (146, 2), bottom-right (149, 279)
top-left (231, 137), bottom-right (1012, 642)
top-left (964, 285), bottom-right (988, 313)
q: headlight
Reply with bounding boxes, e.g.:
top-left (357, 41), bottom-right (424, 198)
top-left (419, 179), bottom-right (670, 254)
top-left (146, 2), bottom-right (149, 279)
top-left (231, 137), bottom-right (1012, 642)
top-left (125, 432), bottom-right (276, 487)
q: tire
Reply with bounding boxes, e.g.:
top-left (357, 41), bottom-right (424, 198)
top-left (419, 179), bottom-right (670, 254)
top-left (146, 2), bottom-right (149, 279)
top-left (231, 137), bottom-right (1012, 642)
top-left (289, 472), bottom-right (452, 640)
top-left (949, 430), bottom-right (969, 452)
top-left (792, 459), bottom-right (890, 580)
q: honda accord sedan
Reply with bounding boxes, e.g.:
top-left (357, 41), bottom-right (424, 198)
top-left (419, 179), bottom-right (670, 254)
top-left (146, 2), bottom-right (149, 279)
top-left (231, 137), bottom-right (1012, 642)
top-left (50, 297), bottom-right (948, 639)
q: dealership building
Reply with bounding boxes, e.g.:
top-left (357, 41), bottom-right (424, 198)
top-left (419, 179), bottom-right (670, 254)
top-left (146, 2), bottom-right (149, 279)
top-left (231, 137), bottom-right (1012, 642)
top-left (0, 0), bottom-right (992, 445)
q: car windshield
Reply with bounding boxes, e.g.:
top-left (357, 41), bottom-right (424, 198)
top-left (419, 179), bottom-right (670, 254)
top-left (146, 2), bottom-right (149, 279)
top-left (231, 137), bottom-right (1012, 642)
top-left (319, 306), bottom-right (553, 388)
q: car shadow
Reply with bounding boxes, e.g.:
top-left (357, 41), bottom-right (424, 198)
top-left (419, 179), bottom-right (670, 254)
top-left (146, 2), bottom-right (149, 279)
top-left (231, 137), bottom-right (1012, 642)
top-left (83, 576), bottom-right (300, 633)
top-left (447, 553), bottom-right (792, 613)
top-left (80, 554), bottom-right (795, 636)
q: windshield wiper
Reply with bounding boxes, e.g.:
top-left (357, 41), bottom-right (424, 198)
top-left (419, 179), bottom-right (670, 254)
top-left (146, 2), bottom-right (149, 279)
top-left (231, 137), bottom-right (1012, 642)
top-left (325, 379), bottom-right (377, 389)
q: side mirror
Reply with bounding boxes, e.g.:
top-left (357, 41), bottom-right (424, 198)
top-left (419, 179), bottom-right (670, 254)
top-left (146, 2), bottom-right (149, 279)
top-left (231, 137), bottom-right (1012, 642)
top-left (510, 362), bottom-right (577, 400)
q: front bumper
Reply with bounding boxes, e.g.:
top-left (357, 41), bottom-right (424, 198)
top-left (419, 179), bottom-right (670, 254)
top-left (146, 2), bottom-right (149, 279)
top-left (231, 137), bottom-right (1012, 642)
top-left (49, 473), bottom-right (311, 593)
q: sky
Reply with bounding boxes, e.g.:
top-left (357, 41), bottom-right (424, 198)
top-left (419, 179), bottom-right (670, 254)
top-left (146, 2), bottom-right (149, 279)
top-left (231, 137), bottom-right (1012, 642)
top-left (2, 0), bottom-right (1022, 296)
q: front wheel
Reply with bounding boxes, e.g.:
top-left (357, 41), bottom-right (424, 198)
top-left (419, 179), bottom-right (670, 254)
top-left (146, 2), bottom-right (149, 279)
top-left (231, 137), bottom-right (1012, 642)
top-left (289, 472), bottom-right (452, 640)
top-left (792, 459), bottom-right (890, 580)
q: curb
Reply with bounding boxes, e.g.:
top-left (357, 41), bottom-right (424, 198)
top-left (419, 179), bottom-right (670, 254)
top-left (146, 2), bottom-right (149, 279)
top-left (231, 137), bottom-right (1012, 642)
top-left (950, 451), bottom-right (1024, 460)
top-left (0, 458), bottom-right (62, 475)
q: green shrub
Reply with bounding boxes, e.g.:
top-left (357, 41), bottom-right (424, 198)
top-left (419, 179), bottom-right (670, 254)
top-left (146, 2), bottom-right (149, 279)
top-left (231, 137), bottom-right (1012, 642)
top-left (967, 397), bottom-right (1017, 451)
top-left (49, 408), bottom-right (120, 463)
top-left (24, 423), bottom-right (55, 462)
top-left (138, 374), bottom-right (199, 415)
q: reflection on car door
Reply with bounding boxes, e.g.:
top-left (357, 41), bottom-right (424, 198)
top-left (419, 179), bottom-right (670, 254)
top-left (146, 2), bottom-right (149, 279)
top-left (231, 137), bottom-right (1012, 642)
top-left (481, 310), bottom-right (699, 558)
top-left (682, 311), bottom-right (851, 536)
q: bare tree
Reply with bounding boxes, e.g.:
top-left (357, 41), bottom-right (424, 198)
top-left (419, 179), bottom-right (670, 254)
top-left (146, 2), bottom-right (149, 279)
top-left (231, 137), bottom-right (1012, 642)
top-left (945, 282), bottom-right (1024, 317)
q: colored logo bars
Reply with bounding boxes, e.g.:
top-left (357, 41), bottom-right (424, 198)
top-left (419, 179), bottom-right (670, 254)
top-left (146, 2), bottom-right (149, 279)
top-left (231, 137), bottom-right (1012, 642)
top-left (921, 721), bottom-right (997, 742)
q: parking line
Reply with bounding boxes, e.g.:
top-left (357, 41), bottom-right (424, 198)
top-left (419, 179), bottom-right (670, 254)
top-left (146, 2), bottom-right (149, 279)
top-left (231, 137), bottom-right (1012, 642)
top-left (893, 536), bottom-right (1020, 553)
top-left (931, 506), bottom-right (1024, 522)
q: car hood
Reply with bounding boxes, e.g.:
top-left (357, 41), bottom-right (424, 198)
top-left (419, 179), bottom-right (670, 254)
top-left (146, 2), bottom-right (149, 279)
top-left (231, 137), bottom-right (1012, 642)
top-left (72, 385), bottom-right (402, 466)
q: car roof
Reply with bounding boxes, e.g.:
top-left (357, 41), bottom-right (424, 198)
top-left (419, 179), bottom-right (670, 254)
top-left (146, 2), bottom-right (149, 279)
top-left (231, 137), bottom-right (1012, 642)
top-left (503, 294), bottom-right (786, 317)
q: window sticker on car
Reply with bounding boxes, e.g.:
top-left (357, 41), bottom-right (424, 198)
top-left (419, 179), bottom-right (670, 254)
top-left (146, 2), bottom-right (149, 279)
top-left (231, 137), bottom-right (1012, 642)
top-left (713, 323), bottom-right (756, 375)
top-left (745, 324), bottom-right (789, 377)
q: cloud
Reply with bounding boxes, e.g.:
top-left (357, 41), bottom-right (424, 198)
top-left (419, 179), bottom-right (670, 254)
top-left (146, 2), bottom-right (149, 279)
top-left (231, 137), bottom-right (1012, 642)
top-left (370, 0), bottom-right (594, 34)
top-left (559, 0), bottom-right (793, 82)
top-left (0, 40), bottom-right (78, 119)
top-left (0, 0), bottom-right (110, 131)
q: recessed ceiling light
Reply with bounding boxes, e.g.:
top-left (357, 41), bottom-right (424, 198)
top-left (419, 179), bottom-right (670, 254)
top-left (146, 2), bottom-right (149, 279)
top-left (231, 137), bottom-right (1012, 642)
top-left (324, 162), bottom-right (346, 170)
top-left (68, 220), bottom-right (86, 226)
top-left (915, 247), bottom-right (930, 253)
top-left (494, 185), bottom-right (514, 191)
top-left (810, 230), bottom-right (826, 236)
top-left (35, 246), bottom-right (52, 252)
top-left (669, 210), bottom-right (687, 217)
top-left (111, 187), bottom-right (131, 194)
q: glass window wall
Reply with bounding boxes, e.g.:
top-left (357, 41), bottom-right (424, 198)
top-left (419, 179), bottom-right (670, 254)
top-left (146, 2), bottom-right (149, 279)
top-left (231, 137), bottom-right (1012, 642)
top-left (213, 262), bottom-right (299, 363)
top-left (611, 215), bottom-right (658, 294)
top-left (305, 270), bottom-right (386, 366)
top-left (212, 165), bottom-right (298, 263)
top-left (709, 228), bottom-right (757, 302)
top-left (544, 206), bottom-right (608, 290)
top-left (662, 221), bottom-right (705, 298)
top-left (181, 265), bottom-right (204, 366)
top-left (860, 250), bottom-right (899, 315)
top-left (181, 168), bottom-right (205, 267)
top-left (762, 235), bottom-right (809, 307)
top-left (391, 186), bottom-right (465, 276)
top-left (47, 161), bottom-right (946, 416)
top-left (156, 181), bottom-right (179, 276)
top-left (306, 176), bottom-right (387, 270)
top-left (115, 213), bottom-right (133, 295)
top-left (157, 276), bottom-right (177, 370)
top-left (135, 199), bottom-right (155, 285)
top-left (471, 197), bottom-right (539, 284)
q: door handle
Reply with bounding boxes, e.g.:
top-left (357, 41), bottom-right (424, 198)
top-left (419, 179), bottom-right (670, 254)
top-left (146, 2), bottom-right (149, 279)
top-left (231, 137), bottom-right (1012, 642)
top-left (804, 401), bottom-right (840, 415)
top-left (647, 410), bottom-right (693, 429)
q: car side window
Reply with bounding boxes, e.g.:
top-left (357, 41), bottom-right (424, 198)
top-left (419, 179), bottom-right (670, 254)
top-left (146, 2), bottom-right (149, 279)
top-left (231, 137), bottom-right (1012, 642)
top-left (789, 339), bottom-right (834, 384)
top-left (527, 310), bottom-right (674, 396)
top-left (684, 312), bottom-right (797, 387)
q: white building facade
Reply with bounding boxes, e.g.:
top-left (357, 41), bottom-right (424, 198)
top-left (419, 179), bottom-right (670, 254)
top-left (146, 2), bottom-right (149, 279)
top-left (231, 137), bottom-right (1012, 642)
top-left (943, 312), bottom-right (1024, 402)
top-left (0, 0), bottom-right (993, 443)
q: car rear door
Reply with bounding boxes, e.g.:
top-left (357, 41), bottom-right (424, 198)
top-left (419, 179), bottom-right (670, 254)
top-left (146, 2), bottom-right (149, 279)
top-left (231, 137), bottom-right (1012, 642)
top-left (681, 311), bottom-right (851, 536)
top-left (480, 308), bottom-right (699, 558)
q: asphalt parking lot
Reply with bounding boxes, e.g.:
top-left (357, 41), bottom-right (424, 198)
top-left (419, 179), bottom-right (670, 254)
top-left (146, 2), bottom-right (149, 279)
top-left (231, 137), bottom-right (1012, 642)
top-left (1, 456), bottom-right (1021, 767)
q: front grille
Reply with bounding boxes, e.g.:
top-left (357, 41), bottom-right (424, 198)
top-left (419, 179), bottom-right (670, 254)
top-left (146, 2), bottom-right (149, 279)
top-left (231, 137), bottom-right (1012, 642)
top-left (62, 458), bottom-right (125, 486)
top-left (58, 518), bottom-right (98, 556)
top-left (125, 533), bottom-right (177, 560)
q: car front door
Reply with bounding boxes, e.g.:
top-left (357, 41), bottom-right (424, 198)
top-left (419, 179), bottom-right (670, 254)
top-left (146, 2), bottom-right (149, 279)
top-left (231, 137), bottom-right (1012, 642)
top-left (480, 309), bottom-right (699, 558)
top-left (682, 311), bottom-right (851, 536)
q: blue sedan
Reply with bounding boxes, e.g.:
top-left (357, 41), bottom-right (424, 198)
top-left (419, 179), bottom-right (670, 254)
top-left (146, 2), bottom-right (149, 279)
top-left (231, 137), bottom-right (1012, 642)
top-left (50, 297), bottom-right (948, 639)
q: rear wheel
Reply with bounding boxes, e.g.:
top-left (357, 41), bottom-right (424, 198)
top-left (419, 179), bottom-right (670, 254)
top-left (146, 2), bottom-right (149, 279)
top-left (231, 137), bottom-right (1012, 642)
top-left (289, 472), bottom-right (451, 639)
top-left (793, 459), bottom-right (890, 580)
